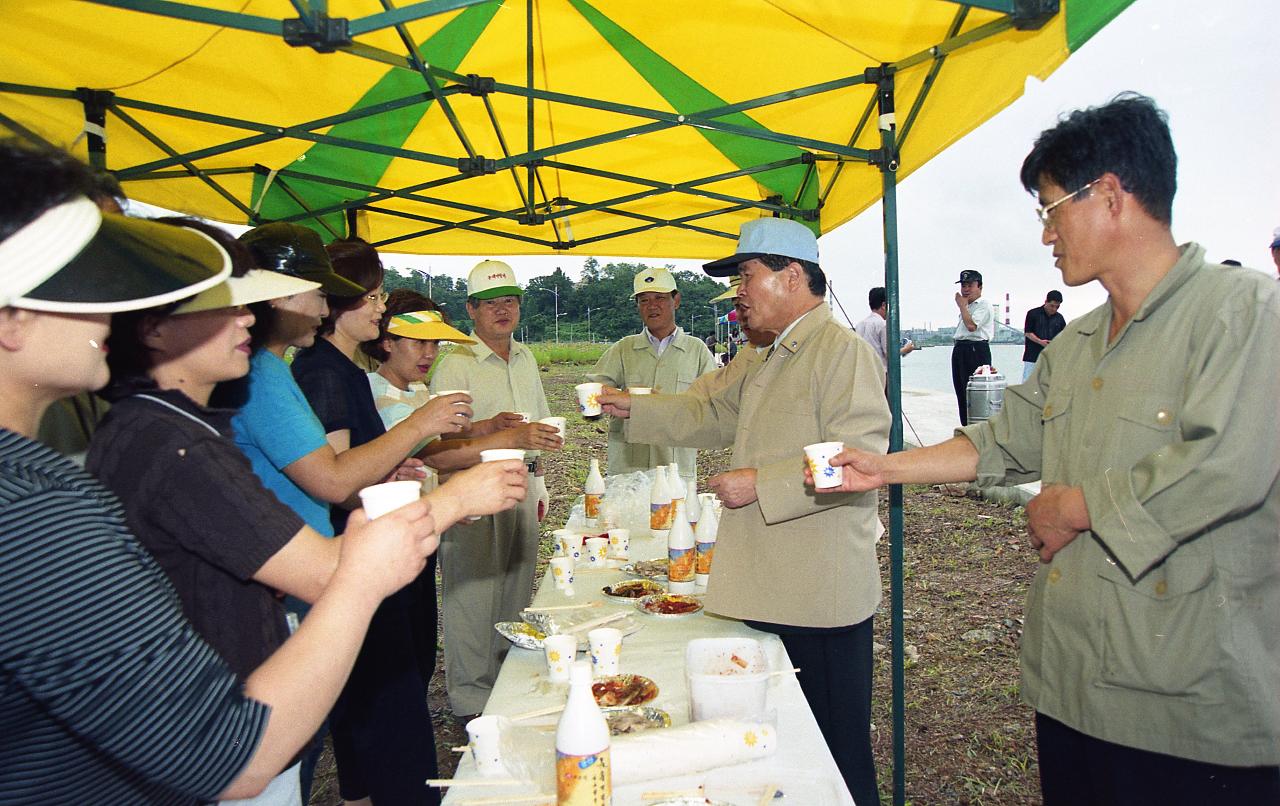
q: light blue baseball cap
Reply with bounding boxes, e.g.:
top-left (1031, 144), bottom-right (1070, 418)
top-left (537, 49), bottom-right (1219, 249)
top-left (703, 217), bottom-right (819, 277)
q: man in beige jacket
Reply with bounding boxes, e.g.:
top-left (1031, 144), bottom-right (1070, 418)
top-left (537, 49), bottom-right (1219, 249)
top-left (599, 218), bottom-right (890, 806)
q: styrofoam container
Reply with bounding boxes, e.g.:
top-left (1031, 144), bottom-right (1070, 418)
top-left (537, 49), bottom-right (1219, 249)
top-left (685, 637), bottom-right (769, 721)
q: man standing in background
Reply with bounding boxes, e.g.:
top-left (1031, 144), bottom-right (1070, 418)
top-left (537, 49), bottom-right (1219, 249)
top-left (1270, 226), bottom-right (1279, 279)
top-left (1021, 290), bottom-right (1066, 381)
top-left (855, 285), bottom-right (916, 372)
top-left (587, 266), bottom-right (715, 486)
top-left (429, 260), bottom-right (562, 718)
top-left (950, 269), bottom-right (995, 425)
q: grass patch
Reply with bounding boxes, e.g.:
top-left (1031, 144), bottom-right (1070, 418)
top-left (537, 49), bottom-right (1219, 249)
top-left (527, 341), bottom-right (608, 366)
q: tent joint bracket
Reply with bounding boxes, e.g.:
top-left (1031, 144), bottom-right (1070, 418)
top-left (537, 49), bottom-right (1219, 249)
top-left (463, 74), bottom-right (496, 96)
top-left (457, 156), bottom-right (497, 176)
top-left (283, 14), bottom-right (352, 53)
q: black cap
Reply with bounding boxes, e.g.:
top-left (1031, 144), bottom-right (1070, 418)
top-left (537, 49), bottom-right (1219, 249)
top-left (240, 222), bottom-right (363, 296)
top-left (956, 270), bottom-right (983, 284)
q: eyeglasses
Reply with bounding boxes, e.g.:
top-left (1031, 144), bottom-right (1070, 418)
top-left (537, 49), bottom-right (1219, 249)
top-left (1036, 178), bottom-right (1101, 227)
top-left (364, 290), bottom-right (389, 304)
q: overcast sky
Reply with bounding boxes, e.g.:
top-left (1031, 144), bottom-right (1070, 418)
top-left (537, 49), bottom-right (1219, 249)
top-left (337, 0), bottom-right (1280, 329)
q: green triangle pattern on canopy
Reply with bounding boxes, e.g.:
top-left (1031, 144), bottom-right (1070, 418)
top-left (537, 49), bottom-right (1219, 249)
top-left (250, 1), bottom-right (503, 237)
top-left (567, 0), bottom-right (821, 233)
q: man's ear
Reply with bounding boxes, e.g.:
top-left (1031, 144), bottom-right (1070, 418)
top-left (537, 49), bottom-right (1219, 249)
top-left (672, 291), bottom-right (681, 311)
top-left (786, 261), bottom-right (806, 292)
top-left (0, 307), bottom-right (35, 352)
top-left (139, 314), bottom-right (168, 352)
top-left (1095, 172), bottom-right (1126, 217)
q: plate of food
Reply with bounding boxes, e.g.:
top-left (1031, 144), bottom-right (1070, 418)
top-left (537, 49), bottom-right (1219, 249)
top-left (493, 620), bottom-right (546, 651)
top-left (620, 558), bottom-right (669, 581)
top-left (591, 674), bottom-right (659, 707)
top-left (636, 593), bottom-right (704, 618)
top-left (601, 579), bottom-right (665, 602)
top-left (601, 704), bottom-right (671, 735)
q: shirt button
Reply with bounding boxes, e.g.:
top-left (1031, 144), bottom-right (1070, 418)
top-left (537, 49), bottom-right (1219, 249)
top-left (1048, 568), bottom-right (1061, 584)
top-left (1091, 377), bottom-right (1104, 391)
top-left (1155, 409), bottom-right (1173, 426)
top-left (1154, 580), bottom-right (1168, 596)
top-left (1043, 404), bottom-right (1054, 418)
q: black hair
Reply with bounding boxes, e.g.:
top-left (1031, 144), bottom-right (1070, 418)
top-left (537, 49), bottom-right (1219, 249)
top-left (758, 254), bottom-right (826, 297)
top-left (1046, 289), bottom-right (1063, 303)
top-left (0, 139), bottom-right (102, 240)
top-left (1020, 93), bottom-right (1176, 226)
top-left (320, 238), bottom-right (384, 336)
top-left (361, 288), bottom-right (449, 362)
top-left (102, 218), bottom-right (252, 400)
top-left (1221, 259), bottom-right (1242, 267)
top-left (868, 287), bottom-right (887, 310)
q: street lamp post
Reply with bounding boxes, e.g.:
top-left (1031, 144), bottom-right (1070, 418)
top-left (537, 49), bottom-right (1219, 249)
top-left (586, 306), bottom-right (597, 343)
top-left (539, 286), bottom-right (561, 343)
top-left (708, 304), bottom-right (718, 346)
top-left (414, 267), bottom-right (432, 297)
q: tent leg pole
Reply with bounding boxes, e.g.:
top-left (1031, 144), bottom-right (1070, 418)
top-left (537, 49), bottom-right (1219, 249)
top-left (76, 88), bottom-right (112, 171)
top-left (876, 66), bottom-right (907, 806)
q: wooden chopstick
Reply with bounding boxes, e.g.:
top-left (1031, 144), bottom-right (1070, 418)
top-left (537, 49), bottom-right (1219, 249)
top-left (758, 783), bottom-right (782, 805)
top-left (523, 601), bottom-right (600, 613)
top-left (457, 795), bottom-right (553, 805)
top-left (509, 703), bottom-right (565, 721)
top-left (425, 778), bottom-right (521, 787)
top-left (766, 667), bottom-right (801, 678)
top-left (641, 785), bottom-right (705, 800)
top-left (562, 610), bottom-right (627, 635)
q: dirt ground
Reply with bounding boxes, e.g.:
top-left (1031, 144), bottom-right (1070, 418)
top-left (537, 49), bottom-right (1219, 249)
top-left (308, 366), bottom-right (1041, 805)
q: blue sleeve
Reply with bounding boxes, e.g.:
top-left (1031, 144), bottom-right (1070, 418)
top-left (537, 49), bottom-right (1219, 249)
top-left (240, 359), bottom-right (327, 470)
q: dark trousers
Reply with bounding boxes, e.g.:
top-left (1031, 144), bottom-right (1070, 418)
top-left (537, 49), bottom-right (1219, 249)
top-left (747, 616), bottom-right (880, 806)
top-left (1036, 712), bottom-right (1280, 806)
top-left (331, 583), bottom-right (439, 805)
top-left (951, 340), bottom-right (991, 426)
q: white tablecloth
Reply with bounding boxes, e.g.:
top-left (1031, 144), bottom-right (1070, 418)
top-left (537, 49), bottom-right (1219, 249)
top-left (441, 533), bottom-right (856, 805)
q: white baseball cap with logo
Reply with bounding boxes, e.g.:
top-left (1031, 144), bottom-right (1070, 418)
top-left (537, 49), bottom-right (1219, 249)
top-left (467, 259), bottom-right (523, 300)
top-left (632, 266), bottom-right (677, 297)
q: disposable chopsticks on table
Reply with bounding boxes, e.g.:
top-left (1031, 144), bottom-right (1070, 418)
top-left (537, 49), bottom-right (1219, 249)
top-left (455, 794), bottom-right (553, 805)
top-left (641, 785), bottom-right (706, 801)
top-left (425, 778), bottom-right (521, 787)
top-left (522, 601), bottom-right (601, 613)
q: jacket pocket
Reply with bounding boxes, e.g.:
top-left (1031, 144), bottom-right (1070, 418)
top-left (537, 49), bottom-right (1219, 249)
top-left (1111, 396), bottom-right (1179, 460)
top-left (1095, 547), bottom-right (1224, 703)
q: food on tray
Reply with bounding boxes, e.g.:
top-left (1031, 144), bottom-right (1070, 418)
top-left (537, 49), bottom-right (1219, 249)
top-left (591, 674), bottom-right (658, 707)
top-left (637, 593), bottom-right (703, 616)
top-left (730, 653), bottom-right (749, 669)
top-left (601, 705), bottom-right (671, 735)
top-left (624, 558), bottom-right (669, 580)
top-left (602, 579), bottom-right (664, 599)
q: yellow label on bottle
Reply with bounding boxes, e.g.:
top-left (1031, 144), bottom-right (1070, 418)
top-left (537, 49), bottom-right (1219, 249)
top-left (650, 501), bottom-right (672, 531)
top-left (585, 493), bottom-right (602, 519)
top-left (556, 748), bottom-right (610, 805)
top-left (668, 546), bottom-right (695, 583)
top-left (696, 542), bottom-right (716, 574)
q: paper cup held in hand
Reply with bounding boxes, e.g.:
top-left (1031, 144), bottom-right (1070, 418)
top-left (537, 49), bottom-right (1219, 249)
top-left (544, 634), bottom-right (577, 683)
top-left (629, 386), bottom-right (652, 395)
top-left (538, 415), bottom-right (567, 438)
top-left (588, 627), bottom-right (622, 677)
top-left (357, 479), bottom-right (422, 519)
top-left (575, 382), bottom-right (604, 417)
top-left (803, 441), bottom-right (845, 489)
top-left (479, 448), bottom-right (525, 463)
top-left (465, 714), bottom-right (511, 777)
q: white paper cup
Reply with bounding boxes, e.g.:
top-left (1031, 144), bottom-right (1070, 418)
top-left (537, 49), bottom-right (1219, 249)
top-left (538, 415), bottom-right (567, 438)
top-left (804, 441), bottom-right (845, 489)
top-left (629, 386), bottom-right (652, 395)
top-left (575, 382), bottom-right (604, 417)
top-left (550, 556), bottom-right (576, 591)
top-left (513, 411), bottom-right (531, 423)
top-left (553, 530), bottom-right (582, 564)
top-left (356, 479), bottom-right (422, 519)
top-left (543, 634), bottom-right (577, 683)
top-left (583, 537), bottom-right (609, 569)
top-left (434, 389), bottom-right (470, 398)
top-left (607, 528), bottom-right (630, 561)
top-left (465, 715), bottom-right (511, 777)
top-left (479, 448), bottom-right (526, 463)
top-left (588, 627), bottom-right (622, 677)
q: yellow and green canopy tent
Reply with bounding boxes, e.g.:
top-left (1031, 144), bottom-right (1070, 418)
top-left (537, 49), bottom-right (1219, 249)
top-left (1, 3), bottom-right (1135, 801)
top-left (2, 0), bottom-right (1130, 258)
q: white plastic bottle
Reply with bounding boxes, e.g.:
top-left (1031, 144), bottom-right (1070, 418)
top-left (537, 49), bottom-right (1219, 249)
top-left (667, 498), bottom-right (697, 594)
top-left (667, 463), bottom-right (686, 504)
top-left (685, 484), bottom-right (702, 530)
top-left (649, 465), bottom-right (673, 539)
top-left (556, 660), bottom-right (611, 805)
top-left (694, 503), bottom-right (719, 590)
top-left (584, 458), bottom-right (605, 528)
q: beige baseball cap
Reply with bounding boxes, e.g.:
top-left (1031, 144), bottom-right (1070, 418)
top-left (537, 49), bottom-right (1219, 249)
top-left (633, 266), bottom-right (677, 297)
top-left (467, 259), bottom-right (523, 300)
top-left (710, 277), bottom-right (740, 302)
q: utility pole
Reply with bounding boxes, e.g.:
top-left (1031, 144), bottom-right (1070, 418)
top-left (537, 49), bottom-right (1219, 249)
top-left (586, 306), bottom-right (597, 342)
top-left (538, 285), bottom-right (561, 343)
top-left (414, 267), bottom-right (432, 297)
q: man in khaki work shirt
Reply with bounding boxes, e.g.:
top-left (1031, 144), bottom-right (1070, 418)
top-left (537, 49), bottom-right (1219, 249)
top-left (429, 260), bottom-right (563, 717)
top-left (587, 266), bottom-right (715, 485)
top-left (818, 95), bottom-right (1280, 805)
top-left (599, 218), bottom-right (890, 806)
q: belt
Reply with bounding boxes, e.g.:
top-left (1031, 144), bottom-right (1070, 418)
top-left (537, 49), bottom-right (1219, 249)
top-left (954, 340), bottom-right (989, 345)
top-left (525, 461), bottom-right (538, 474)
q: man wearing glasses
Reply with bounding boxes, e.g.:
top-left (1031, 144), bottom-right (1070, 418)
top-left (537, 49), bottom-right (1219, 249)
top-left (813, 94), bottom-right (1280, 803)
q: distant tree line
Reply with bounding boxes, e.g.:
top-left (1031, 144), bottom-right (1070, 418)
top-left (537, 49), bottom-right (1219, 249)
top-left (383, 258), bottom-right (734, 344)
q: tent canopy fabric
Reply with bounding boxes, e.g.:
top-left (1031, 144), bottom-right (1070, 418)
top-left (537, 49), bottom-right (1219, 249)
top-left (2, 0), bottom-right (1130, 258)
